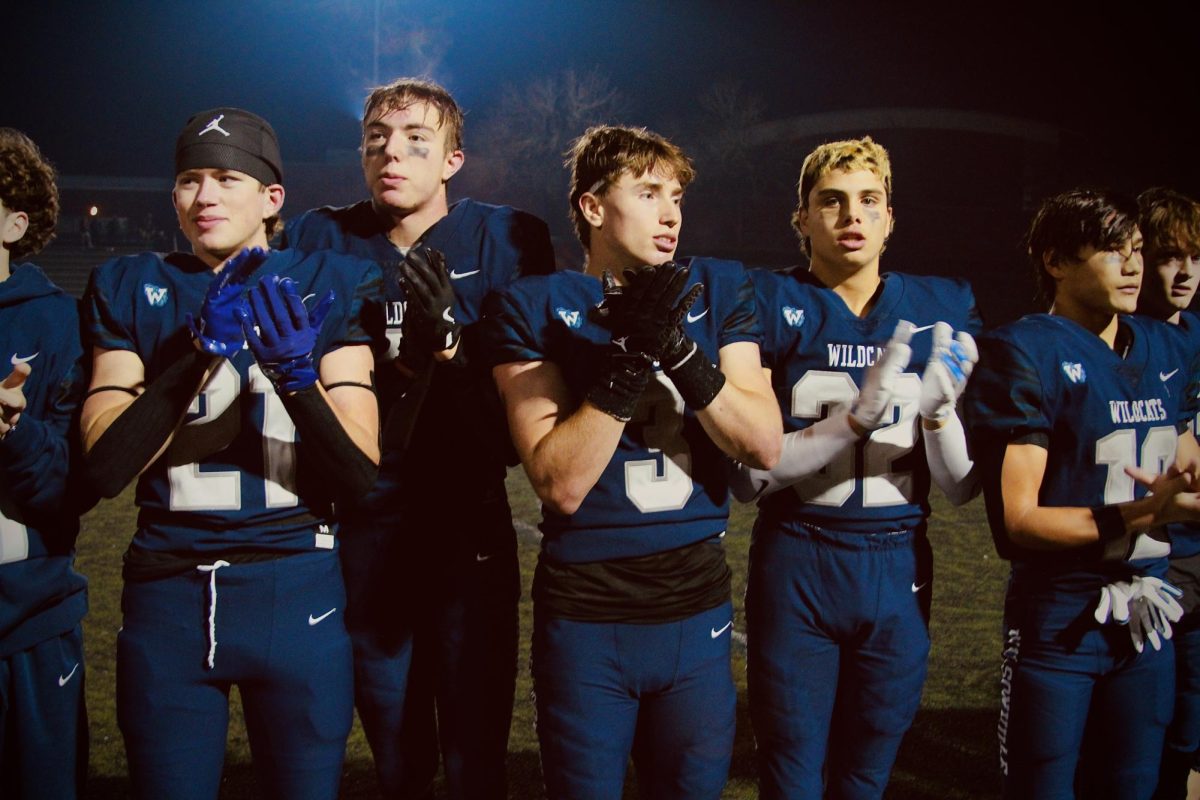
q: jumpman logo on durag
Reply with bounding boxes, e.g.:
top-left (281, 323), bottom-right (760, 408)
top-left (199, 115), bottom-right (230, 137)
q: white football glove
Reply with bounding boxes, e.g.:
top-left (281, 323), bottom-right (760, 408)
top-left (1094, 580), bottom-right (1135, 626)
top-left (919, 322), bottom-right (978, 421)
top-left (850, 320), bottom-right (913, 431)
top-left (1095, 576), bottom-right (1184, 653)
top-left (1128, 531), bottom-right (1172, 561)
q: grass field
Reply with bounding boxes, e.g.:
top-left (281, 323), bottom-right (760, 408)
top-left (76, 472), bottom-right (1009, 798)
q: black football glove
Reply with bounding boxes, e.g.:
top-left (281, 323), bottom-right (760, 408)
top-left (400, 246), bottom-right (462, 356)
top-left (604, 262), bottom-right (702, 364)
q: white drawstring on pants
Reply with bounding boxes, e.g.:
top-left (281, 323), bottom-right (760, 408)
top-left (196, 560), bottom-right (231, 669)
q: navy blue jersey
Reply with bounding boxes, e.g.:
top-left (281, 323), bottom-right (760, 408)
top-left (283, 198), bottom-right (555, 507)
top-left (83, 249), bottom-right (381, 556)
top-left (967, 313), bottom-right (1195, 585)
top-left (1165, 310), bottom-right (1200, 558)
top-left (482, 258), bottom-right (761, 563)
top-left (0, 263), bottom-right (88, 658)
top-left (753, 268), bottom-right (981, 533)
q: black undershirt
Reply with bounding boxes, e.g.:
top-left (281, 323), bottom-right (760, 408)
top-left (533, 536), bottom-right (731, 623)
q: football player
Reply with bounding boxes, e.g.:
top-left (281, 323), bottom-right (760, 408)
top-left (79, 108), bottom-right (387, 800)
top-left (966, 188), bottom-right (1200, 799)
top-left (0, 128), bottom-right (89, 800)
top-left (282, 77), bottom-right (554, 800)
top-left (734, 136), bottom-right (981, 800)
top-left (481, 124), bottom-right (781, 799)
top-left (1136, 187), bottom-right (1200, 800)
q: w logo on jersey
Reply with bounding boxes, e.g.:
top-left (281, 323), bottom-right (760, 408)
top-left (782, 306), bottom-right (805, 328)
top-left (1061, 361), bottom-right (1086, 384)
top-left (556, 307), bottom-right (582, 328)
top-left (143, 283), bottom-right (169, 307)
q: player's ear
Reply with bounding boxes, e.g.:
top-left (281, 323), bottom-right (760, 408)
top-left (0, 208), bottom-right (29, 247)
top-left (442, 148), bottom-right (465, 182)
top-left (579, 192), bottom-right (604, 231)
top-left (262, 183), bottom-right (286, 218)
top-left (793, 205), bottom-right (810, 236)
top-left (1043, 248), bottom-right (1065, 279)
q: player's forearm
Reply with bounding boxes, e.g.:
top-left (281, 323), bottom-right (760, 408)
top-left (315, 383), bottom-right (380, 464)
top-left (923, 414), bottom-right (980, 506)
top-left (521, 404), bottom-right (625, 516)
top-left (279, 384), bottom-right (379, 502)
top-left (729, 412), bottom-right (858, 502)
top-left (82, 350), bottom-right (217, 498)
top-left (695, 381), bottom-right (781, 470)
top-left (1005, 494), bottom-right (1171, 554)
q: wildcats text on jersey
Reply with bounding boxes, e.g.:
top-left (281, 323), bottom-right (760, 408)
top-left (827, 342), bottom-right (886, 368)
top-left (1110, 398), bottom-right (1170, 424)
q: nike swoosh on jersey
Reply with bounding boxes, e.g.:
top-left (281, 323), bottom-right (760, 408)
top-left (910, 324), bottom-right (936, 334)
top-left (476, 552), bottom-right (493, 562)
top-left (449, 269), bottom-right (481, 280)
top-left (1161, 369), bottom-right (1180, 381)
top-left (58, 663), bottom-right (79, 687)
top-left (711, 621), bottom-right (733, 639)
top-left (687, 308), bottom-right (709, 323)
top-left (308, 608), bottom-right (337, 626)
top-left (911, 582), bottom-right (927, 593)
top-left (10, 352), bottom-right (39, 366)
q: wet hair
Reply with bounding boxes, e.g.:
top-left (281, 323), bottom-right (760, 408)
top-left (565, 124), bottom-right (695, 247)
top-left (0, 128), bottom-right (60, 259)
top-left (362, 77), bottom-right (464, 153)
top-left (1025, 188), bottom-right (1139, 305)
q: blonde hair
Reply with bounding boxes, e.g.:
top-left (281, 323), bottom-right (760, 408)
top-left (791, 136), bottom-right (892, 257)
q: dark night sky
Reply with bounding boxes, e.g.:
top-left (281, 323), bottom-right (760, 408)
top-left (8, 1), bottom-right (1198, 192)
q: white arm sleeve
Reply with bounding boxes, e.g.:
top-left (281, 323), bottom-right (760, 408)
top-left (729, 411), bottom-right (860, 502)
top-left (924, 413), bottom-right (980, 506)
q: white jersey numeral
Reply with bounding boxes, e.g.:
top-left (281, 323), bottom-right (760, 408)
top-left (789, 369), bottom-right (922, 508)
top-left (1095, 425), bottom-right (1177, 504)
top-left (625, 374), bottom-right (694, 513)
top-left (168, 361), bottom-right (298, 512)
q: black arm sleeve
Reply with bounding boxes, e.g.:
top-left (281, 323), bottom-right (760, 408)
top-left (84, 349), bottom-right (214, 498)
top-left (279, 385), bottom-right (380, 502)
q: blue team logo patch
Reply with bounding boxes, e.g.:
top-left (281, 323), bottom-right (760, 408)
top-left (1061, 361), bottom-right (1086, 384)
top-left (143, 283), bottom-right (169, 306)
top-left (782, 306), bottom-right (805, 328)
top-left (556, 307), bottom-right (582, 328)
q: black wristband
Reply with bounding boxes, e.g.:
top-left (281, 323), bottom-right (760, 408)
top-left (279, 385), bottom-right (379, 503)
top-left (84, 349), bottom-right (214, 498)
top-left (663, 338), bottom-right (726, 410)
top-left (586, 351), bottom-right (651, 422)
top-left (1092, 504), bottom-right (1131, 561)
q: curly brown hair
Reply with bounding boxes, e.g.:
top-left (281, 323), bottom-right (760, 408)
top-left (0, 128), bottom-right (59, 259)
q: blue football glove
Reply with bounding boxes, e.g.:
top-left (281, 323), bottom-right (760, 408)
top-left (187, 247), bottom-right (266, 356)
top-left (237, 275), bottom-right (335, 393)
top-left (919, 322), bottom-right (978, 421)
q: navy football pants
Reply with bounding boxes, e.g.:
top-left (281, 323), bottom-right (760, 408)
top-left (532, 600), bottom-right (736, 800)
top-left (1153, 566), bottom-right (1200, 799)
top-left (0, 625), bottom-right (87, 800)
top-left (117, 550), bottom-right (353, 800)
top-left (340, 503), bottom-right (520, 800)
top-left (747, 521), bottom-right (932, 800)
top-left (1000, 582), bottom-right (1174, 800)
